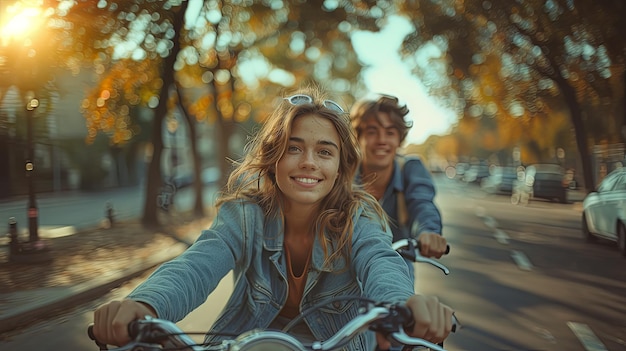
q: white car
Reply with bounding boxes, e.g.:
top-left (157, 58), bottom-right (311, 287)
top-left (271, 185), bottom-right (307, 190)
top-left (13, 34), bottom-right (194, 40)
top-left (582, 167), bottom-right (626, 256)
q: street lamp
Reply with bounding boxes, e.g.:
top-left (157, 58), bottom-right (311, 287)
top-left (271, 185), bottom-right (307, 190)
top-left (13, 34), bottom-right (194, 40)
top-left (25, 97), bottom-right (40, 243)
top-left (2, 4), bottom-right (52, 261)
top-left (7, 95), bottom-right (51, 263)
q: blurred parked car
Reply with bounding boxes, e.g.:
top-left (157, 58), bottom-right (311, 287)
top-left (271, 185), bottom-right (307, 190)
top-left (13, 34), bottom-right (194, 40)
top-left (484, 166), bottom-right (519, 194)
top-left (582, 167), bottom-right (626, 256)
top-left (464, 163), bottom-right (490, 184)
top-left (454, 162), bottom-right (469, 180)
top-left (525, 164), bottom-right (567, 203)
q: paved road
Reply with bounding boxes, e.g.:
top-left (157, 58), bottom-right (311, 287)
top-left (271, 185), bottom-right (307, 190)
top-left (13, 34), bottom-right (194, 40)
top-left (434, 178), bottom-right (625, 351)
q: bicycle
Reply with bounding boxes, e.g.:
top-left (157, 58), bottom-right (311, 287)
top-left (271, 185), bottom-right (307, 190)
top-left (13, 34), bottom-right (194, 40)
top-left (88, 240), bottom-right (458, 351)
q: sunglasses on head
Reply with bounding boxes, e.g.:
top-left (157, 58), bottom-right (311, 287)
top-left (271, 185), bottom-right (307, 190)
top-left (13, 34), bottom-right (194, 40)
top-left (284, 94), bottom-right (345, 113)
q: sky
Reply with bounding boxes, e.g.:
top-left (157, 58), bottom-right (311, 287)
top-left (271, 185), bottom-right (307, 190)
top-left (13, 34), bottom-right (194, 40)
top-left (351, 15), bottom-right (458, 145)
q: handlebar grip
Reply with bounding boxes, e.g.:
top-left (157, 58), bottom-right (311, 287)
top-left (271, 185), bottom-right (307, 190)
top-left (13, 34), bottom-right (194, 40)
top-left (451, 313), bottom-right (460, 333)
top-left (87, 324), bottom-right (96, 340)
top-left (87, 324), bottom-right (109, 350)
top-left (87, 320), bottom-right (143, 350)
top-left (416, 241), bottom-right (450, 255)
top-left (128, 319), bottom-right (142, 339)
top-left (396, 305), bottom-right (460, 333)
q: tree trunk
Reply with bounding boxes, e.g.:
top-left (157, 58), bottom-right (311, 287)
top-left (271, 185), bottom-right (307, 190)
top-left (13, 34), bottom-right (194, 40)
top-left (210, 80), bottom-right (236, 189)
top-left (189, 120), bottom-right (204, 217)
top-left (141, 1), bottom-right (188, 228)
top-left (623, 68), bottom-right (626, 144)
top-left (215, 119), bottom-right (236, 188)
top-left (553, 74), bottom-right (594, 193)
top-left (176, 85), bottom-right (204, 217)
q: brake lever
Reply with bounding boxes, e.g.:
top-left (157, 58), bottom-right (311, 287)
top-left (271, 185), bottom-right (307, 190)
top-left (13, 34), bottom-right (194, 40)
top-left (370, 303), bottom-right (459, 351)
top-left (392, 239), bottom-right (450, 275)
top-left (390, 328), bottom-right (448, 351)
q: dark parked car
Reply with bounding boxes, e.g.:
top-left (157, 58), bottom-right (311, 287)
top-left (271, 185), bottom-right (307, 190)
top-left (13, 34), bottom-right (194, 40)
top-left (526, 164), bottom-right (567, 203)
top-left (582, 167), bottom-right (626, 256)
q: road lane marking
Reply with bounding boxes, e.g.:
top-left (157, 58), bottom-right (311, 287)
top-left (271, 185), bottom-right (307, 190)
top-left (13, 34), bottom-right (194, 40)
top-left (511, 250), bottom-right (533, 271)
top-left (494, 229), bottom-right (510, 244)
top-left (474, 206), bottom-right (487, 218)
top-left (567, 322), bottom-right (608, 351)
top-left (532, 326), bottom-right (556, 343)
top-left (483, 215), bottom-right (498, 229)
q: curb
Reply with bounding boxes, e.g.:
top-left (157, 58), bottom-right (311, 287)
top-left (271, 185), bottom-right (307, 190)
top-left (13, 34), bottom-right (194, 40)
top-left (0, 242), bottom-right (187, 335)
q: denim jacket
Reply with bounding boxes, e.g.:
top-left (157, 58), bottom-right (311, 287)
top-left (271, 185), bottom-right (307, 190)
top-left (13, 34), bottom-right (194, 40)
top-left (128, 199), bottom-right (414, 351)
top-left (355, 155), bottom-right (442, 243)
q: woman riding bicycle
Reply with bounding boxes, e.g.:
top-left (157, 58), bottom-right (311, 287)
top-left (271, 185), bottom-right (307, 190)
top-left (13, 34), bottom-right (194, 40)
top-left (91, 86), bottom-right (455, 351)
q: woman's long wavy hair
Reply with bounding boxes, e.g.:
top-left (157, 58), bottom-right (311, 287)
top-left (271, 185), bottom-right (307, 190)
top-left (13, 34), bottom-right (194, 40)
top-left (216, 86), bottom-right (387, 268)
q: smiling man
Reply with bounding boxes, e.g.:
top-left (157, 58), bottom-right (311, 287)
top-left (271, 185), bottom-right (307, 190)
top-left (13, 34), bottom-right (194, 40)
top-left (350, 94), bottom-right (447, 271)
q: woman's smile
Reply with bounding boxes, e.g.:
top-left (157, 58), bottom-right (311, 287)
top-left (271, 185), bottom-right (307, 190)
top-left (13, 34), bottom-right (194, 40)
top-left (292, 176), bottom-right (322, 185)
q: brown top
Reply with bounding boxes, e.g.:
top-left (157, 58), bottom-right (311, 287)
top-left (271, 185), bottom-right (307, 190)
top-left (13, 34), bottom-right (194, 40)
top-left (279, 246), bottom-right (312, 319)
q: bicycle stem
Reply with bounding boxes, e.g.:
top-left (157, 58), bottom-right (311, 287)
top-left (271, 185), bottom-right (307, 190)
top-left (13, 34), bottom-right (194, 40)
top-left (312, 306), bottom-right (387, 350)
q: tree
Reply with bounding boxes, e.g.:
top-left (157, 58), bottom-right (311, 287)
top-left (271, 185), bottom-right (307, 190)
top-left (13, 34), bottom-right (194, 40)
top-left (141, 1), bottom-right (188, 227)
top-left (399, 0), bottom-right (626, 191)
top-left (60, 1), bottom-right (190, 227)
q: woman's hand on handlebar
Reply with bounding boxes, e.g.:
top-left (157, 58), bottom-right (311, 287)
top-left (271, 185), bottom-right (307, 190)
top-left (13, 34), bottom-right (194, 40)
top-left (406, 295), bottom-right (454, 344)
top-left (375, 294), bottom-right (454, 349)
top-left (418, 233), bottom-right (448, 258)
top-left (92, 299), bottom-right (157, 346)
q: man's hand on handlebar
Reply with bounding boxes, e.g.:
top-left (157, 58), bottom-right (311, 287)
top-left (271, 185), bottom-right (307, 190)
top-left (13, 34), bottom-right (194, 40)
top-left (375, 295), bottom-right (454, 350)
top-left (417, 233), bottom-right (448, 258)
top-left (92, 299), bottom-right (157, 347)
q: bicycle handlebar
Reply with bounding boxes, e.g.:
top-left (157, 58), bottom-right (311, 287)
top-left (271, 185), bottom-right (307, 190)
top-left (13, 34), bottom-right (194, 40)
top-left (88, 241), bottom-right (456, 350)
top-left (392, 238), bottom-right (451, 275)
top-left (88, 301), bottom-right (459, 351)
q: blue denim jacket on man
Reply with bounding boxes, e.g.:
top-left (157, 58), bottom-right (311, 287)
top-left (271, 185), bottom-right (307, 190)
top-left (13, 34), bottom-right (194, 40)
top-left (127, 199), bottom-right (414, 351)
top-left (355, 155), bottom-right (442, 243)
top-left (355, 155), bottom-right (442, 282)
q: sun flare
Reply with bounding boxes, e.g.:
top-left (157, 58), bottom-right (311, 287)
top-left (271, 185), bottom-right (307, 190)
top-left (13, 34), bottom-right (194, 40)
top-left (1, 3), bottom-right (43, 46)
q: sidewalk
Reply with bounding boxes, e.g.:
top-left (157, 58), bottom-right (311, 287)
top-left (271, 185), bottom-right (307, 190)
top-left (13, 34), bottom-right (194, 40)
top-left (0, 212), bottom-right (214, 336)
